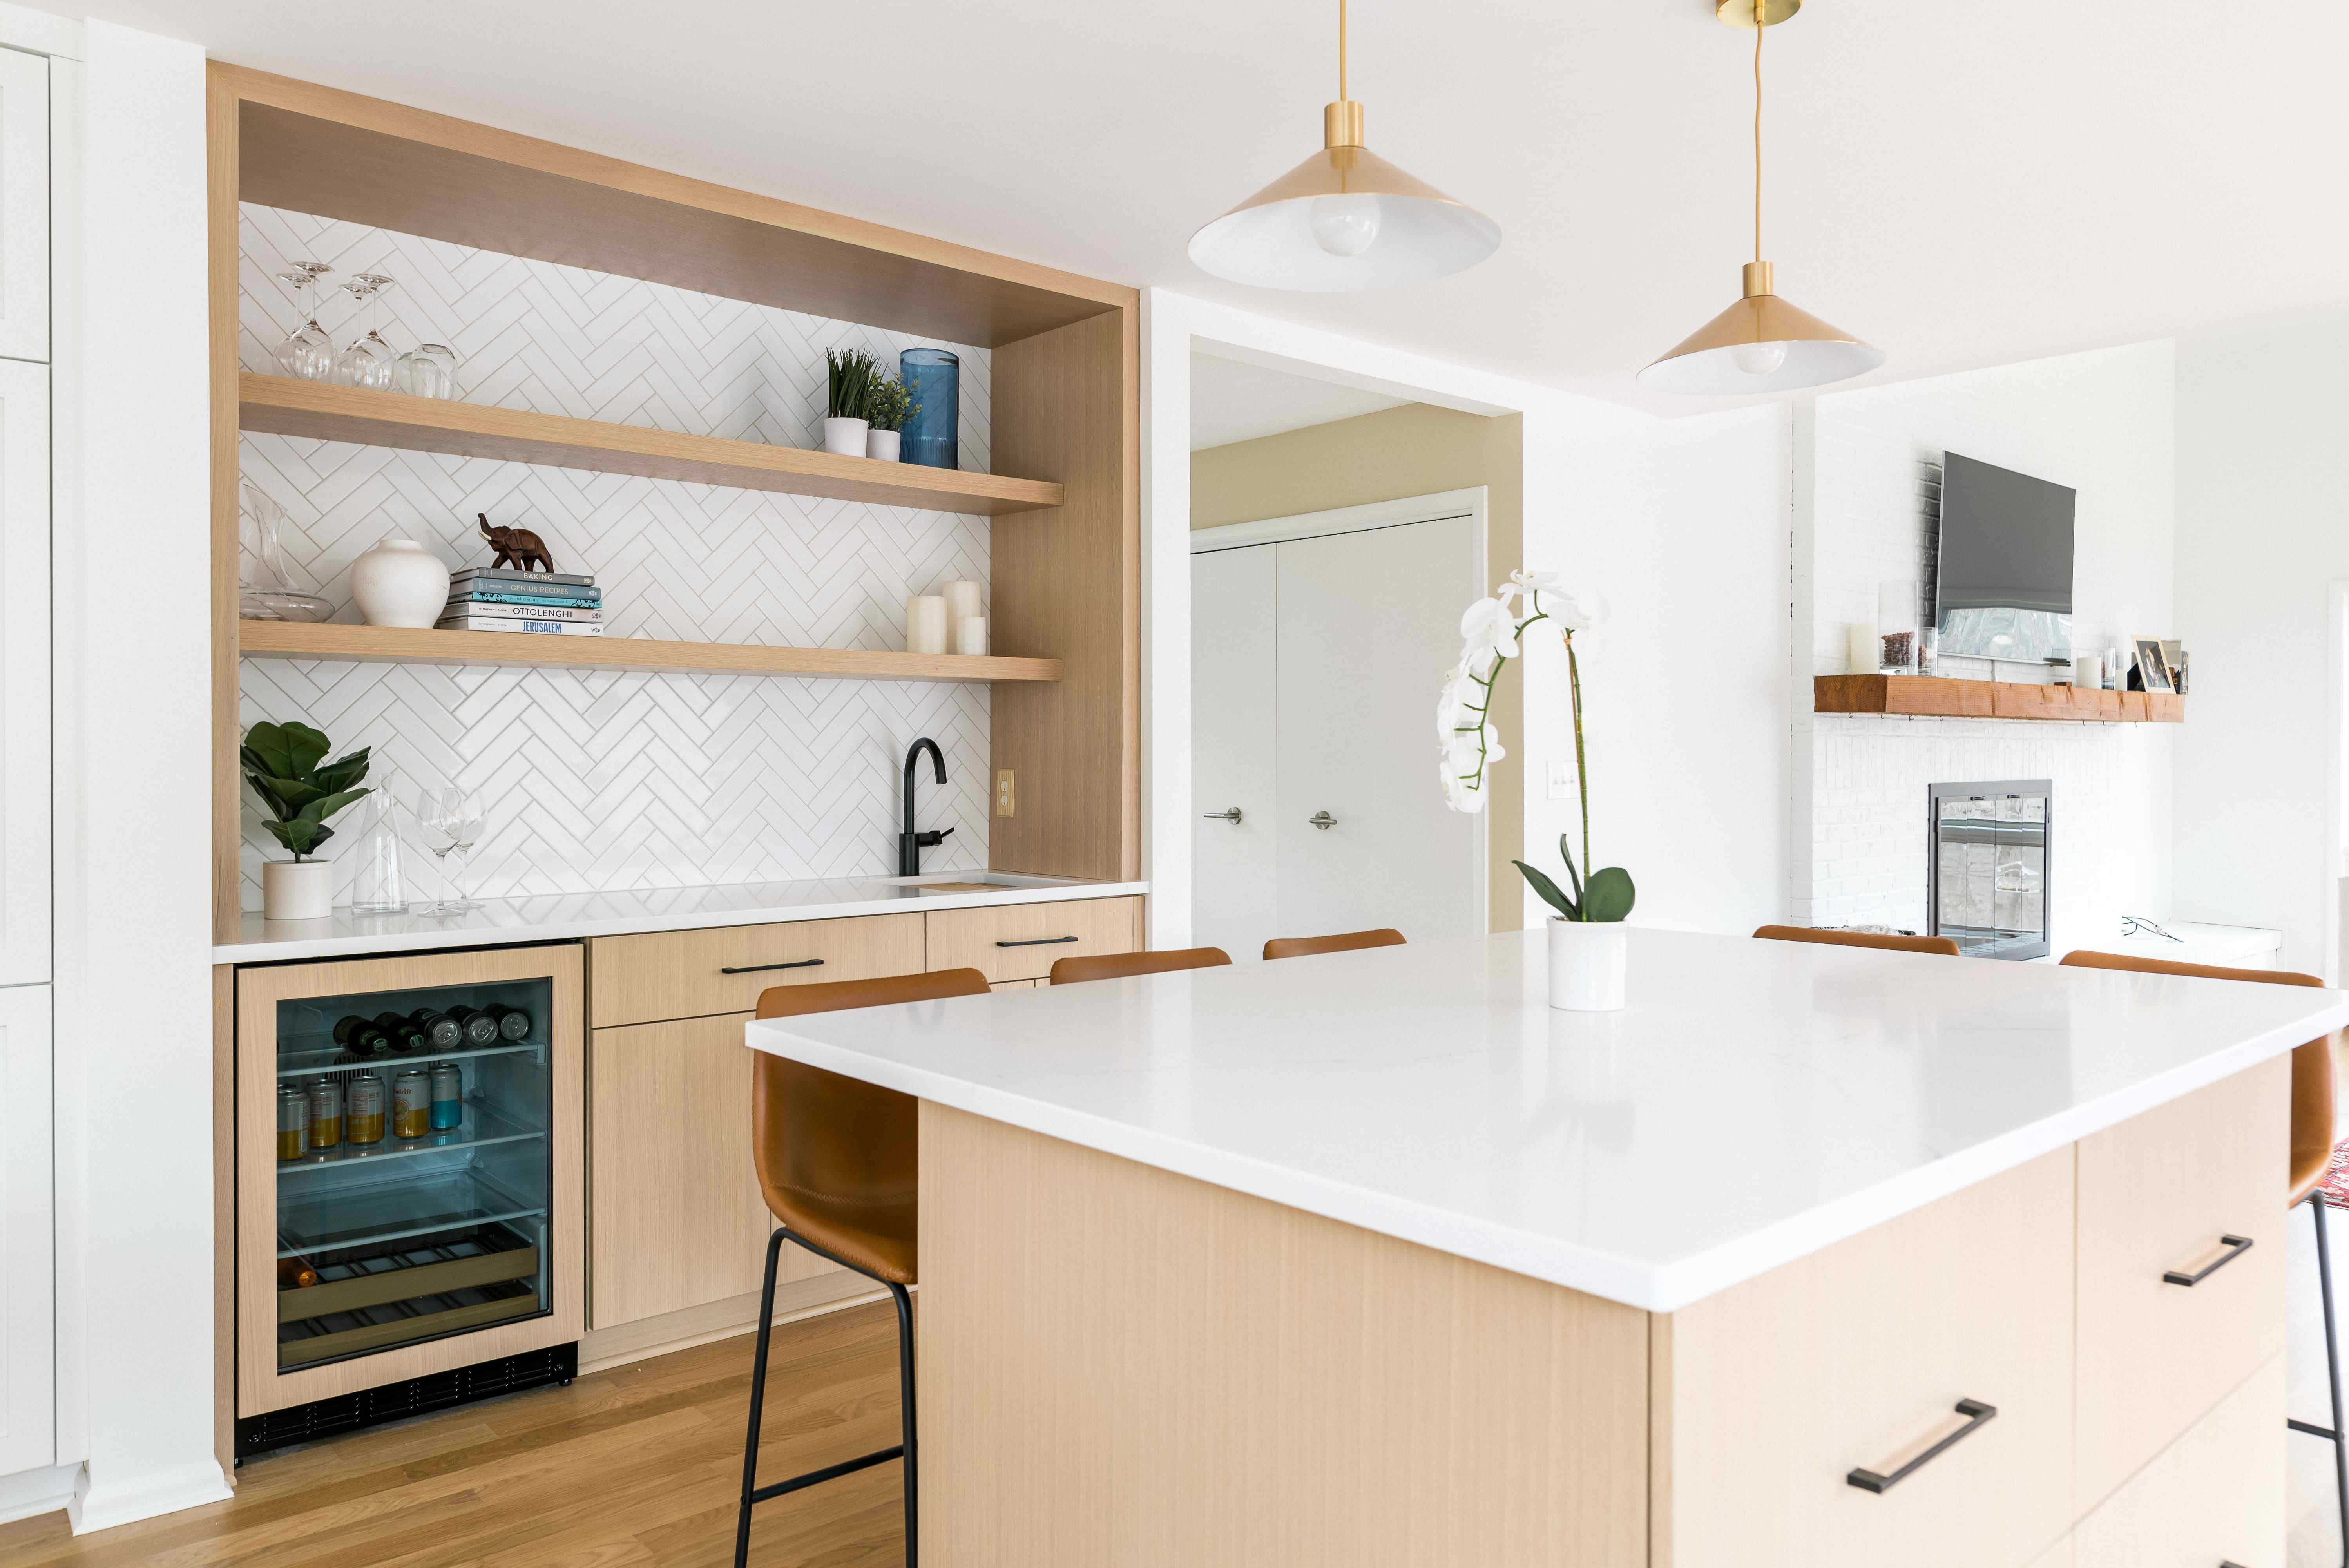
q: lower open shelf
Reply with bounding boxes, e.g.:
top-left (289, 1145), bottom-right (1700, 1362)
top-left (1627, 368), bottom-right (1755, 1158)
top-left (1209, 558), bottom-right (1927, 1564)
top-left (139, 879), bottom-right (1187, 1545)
top-left (239, 619), bottom-right (1061, 684)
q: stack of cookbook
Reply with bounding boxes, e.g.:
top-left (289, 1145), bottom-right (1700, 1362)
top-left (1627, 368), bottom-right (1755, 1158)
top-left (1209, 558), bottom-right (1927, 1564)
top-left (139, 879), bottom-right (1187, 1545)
top-left (436, 568), bottom-right (603, 637)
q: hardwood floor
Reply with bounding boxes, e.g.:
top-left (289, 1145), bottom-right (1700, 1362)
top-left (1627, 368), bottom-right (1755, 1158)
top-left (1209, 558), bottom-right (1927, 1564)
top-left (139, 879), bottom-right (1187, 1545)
top-left (0, 1302), bottom-right (908, 1567)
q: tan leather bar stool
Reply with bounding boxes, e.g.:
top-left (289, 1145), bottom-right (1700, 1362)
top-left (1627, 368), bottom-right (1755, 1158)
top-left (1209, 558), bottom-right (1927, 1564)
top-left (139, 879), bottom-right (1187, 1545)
top-left (1263, 928), bottom-right (1406, 961)
top-left (2063, 948), bottom-right (2344, 1564)
top-left (1050, 946), bottom-right (1231, 984)
top-left (1753, 923), bottom-right (1962, 957)
top-left (735, 966), bottom-right (990, 1568)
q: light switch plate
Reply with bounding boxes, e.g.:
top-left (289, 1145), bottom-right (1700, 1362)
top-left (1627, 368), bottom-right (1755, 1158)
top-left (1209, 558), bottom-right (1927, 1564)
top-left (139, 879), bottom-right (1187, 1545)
top-left (995, 769), bottom-right (1015, 818)
top-left (1545, 760), bottom-right (1573, 801)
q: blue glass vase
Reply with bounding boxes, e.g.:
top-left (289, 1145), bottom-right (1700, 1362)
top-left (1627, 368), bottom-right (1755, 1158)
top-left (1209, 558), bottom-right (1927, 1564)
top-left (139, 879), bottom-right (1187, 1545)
top-left (899, 349), bottom-right (960, 471)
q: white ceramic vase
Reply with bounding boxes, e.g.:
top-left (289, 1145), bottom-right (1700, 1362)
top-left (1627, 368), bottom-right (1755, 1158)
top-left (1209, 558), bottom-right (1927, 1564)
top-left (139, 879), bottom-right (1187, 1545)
top-left (262, 858), bottom-right (334, 922)
top-left (1547, 918), bottom-right (1627, 1012)
top-left (350, 536), bottom-right (451, 629)
top-left (824, 416), bottom-right (869, 456)
top-left (866, 428), bottom-right (901, 462)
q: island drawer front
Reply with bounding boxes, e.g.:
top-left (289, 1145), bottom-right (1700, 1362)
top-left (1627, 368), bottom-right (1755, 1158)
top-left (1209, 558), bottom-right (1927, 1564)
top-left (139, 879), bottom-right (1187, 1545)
top-left (589, 913), bottom-right (925, 1028)
top-left (2073, 1055), bottom-right (2289, 1514)
top-left (1657, 1148), bottom-right (2074, 1568)
top-left (2074, 1353), bottom-right (2283, 1568)
top-left (926, 896), bottom-right (1140, 983)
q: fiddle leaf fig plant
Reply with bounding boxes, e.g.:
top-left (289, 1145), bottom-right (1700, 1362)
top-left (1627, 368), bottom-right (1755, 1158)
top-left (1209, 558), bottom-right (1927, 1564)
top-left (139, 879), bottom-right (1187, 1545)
top-left (241, 720), bottom-right (371, 862)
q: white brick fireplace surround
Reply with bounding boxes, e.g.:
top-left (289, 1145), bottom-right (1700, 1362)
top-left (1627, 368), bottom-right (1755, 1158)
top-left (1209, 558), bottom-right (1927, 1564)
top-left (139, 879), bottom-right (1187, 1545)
top-left (1789, 342), bottom-right (2177, 957)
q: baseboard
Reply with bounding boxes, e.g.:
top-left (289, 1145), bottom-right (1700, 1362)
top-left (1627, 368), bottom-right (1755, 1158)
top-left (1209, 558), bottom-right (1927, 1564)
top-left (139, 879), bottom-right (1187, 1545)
top-left (0, 1463), bottom-right (80, 1527)
top-left (69, 1458), bottom-right (232, 1534)
top-left (578, 1271), bottom-right (886, 1376)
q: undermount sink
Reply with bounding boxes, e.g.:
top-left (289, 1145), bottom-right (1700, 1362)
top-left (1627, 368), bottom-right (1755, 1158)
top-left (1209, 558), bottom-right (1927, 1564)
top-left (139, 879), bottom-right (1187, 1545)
top-left (886, 872), bottom-right (1071, 894)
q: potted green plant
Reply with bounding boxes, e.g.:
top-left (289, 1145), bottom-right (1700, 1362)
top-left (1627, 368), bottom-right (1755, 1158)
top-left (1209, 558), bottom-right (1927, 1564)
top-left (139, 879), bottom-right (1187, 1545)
top-left (1440, 570), bottom-right (1637, 1010)
top-left (863, 375), bottom-right (919, 462)
top-left (242, 720), bottom-right (371, 920)
top-left (823, 348), bottom-right (878, 457)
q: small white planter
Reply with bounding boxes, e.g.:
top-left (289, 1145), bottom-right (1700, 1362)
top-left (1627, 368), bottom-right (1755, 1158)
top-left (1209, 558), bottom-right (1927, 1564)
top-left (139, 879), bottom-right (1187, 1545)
top-left (865, 428), bottom-right (901, 462)
top-left (350, 536), bottom-right (451, 629)
top-left (263, 858), bottom-right (334, 922)
top-left (823, 416), bottom-right (870, 457)
top-left (1547, 917), bottom-right (1627, 1011)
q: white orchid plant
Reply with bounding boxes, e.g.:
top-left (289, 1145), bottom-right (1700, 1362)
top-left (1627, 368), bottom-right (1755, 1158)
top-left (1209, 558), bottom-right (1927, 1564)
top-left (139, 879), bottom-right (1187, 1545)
top-left (1440, 570), bottom-right (1637, 923)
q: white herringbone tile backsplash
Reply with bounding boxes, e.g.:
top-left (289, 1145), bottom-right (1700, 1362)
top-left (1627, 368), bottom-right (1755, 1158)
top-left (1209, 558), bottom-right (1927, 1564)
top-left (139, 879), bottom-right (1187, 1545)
top-left (237, 203), bottom-right (996, 909)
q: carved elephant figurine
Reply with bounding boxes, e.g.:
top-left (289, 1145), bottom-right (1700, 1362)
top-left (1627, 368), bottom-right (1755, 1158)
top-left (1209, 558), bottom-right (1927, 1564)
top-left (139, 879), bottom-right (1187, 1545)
top-left (478, 513), bottom-right (556, 574)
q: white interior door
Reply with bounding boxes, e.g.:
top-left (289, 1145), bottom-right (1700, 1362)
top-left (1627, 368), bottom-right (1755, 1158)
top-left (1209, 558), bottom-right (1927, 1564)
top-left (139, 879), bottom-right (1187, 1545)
top-left (1275, 516), bottom-right (1481, 946)
top-left (0, 357), bottom-right (45, 989)
top-left (1191, 544), bottom-right (1278, 961)
top-left (0, 49), bottom-right (47, 364)
top-left (0, 982), bottom-right (50, 1475)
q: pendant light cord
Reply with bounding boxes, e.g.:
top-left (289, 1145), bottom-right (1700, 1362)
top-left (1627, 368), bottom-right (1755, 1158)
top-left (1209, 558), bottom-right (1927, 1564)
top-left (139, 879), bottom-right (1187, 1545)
top-left (1753, 18), bottom-right (1764, 264)
top-left (1338, 0), bottom-right (1348, 103)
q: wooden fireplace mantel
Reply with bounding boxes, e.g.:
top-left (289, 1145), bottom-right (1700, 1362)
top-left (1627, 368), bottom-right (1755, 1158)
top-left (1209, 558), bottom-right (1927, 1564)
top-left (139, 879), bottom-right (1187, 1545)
top-left (1815, 675), bottom-right (2184, 723)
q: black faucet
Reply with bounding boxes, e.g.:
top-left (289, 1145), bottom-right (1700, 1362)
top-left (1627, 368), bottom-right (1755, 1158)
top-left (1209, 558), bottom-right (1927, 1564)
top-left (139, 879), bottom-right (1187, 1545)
top-left (898, 737), bottom-right (953, 876)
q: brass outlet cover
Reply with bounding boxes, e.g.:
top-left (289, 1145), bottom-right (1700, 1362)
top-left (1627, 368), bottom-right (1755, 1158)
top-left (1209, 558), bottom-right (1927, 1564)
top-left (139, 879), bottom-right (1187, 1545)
top-left (995, 769), bottom-right (1016, 818)
top-left (1716, 0), bottom-right (1800, 24)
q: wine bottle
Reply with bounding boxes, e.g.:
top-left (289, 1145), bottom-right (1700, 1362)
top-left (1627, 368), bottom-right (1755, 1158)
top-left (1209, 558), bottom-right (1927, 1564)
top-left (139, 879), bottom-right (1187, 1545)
top-left (372, 1011), bottom-right (410, 1036)
top-left (276, 1257), bottom-right (319, 1290)
top-left (353, 1027), bottom-right (391, 1058)
top-left (331, 1015), bottom-right (371, 1047)
top-left (484, 1003), bottom-right (533, 1041)
top-left (388, 1026), bottom-right (427, 1055)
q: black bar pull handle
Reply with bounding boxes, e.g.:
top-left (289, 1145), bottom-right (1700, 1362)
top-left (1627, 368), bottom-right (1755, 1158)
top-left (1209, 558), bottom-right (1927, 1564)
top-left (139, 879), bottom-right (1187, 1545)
top-left (996, 936), bottom-right (1081, 948)
top-left (1846, 1399), bottom-right (1997, 1494)
top-left (2163, 1234), bottom-right (2254, 1287)
top-left (721, 958), bottom-right (827, 975)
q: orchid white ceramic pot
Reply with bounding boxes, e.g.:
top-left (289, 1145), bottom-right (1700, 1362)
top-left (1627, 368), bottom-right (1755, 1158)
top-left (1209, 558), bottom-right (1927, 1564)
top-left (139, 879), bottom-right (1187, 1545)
top-left (263, 858), bottom-right (334, 922)
top-left (866, 428), bottom-right (901, 462)
top-left (1548, 918), bottom-right (1627, 1011)
top-left (824, 416), bottom-right (870, 456)
top-left (349, 536), bottom-right (451, 629)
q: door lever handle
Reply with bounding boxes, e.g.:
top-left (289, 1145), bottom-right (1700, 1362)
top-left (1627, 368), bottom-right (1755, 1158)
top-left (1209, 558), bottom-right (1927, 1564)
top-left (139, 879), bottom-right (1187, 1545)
top-left (1308, 811), bottom-right (1337, 830)
top-left (1203, 808), bottom-right (1242, 824)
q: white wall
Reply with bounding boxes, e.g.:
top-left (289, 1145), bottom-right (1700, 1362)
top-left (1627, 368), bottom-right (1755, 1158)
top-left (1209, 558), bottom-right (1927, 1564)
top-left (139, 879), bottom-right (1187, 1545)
top-left (55, 17), bottom-right (228, 1530)
top-left (1792, 342), bottom-right (2179, 958)
top-left (2173, 314), bottom-right (2349, 976)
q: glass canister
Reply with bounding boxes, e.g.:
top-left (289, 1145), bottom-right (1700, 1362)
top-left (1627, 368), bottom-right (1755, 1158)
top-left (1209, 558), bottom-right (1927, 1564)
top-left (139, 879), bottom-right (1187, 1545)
top-left (346, 1072), bottom-right (387, 1144)
top-left (1877, 580), bottom-right (1920, 674)
top-left (277, 1083), bottom-right (309, 1161)
top-left (348, 794), bottom-right (409, 914)
top-left (898, 348), bottom-right (960, 470)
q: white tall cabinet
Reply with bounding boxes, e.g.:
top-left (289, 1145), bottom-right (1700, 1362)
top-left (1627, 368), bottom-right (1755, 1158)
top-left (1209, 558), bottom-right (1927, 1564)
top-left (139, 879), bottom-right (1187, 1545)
top-left (0, 39), bottom-right (52, 1488)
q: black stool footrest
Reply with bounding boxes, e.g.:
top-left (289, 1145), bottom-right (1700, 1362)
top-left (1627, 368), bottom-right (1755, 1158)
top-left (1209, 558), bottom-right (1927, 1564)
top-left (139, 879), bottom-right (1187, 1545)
top-left (748, 1443), bottom-right (904, 1505)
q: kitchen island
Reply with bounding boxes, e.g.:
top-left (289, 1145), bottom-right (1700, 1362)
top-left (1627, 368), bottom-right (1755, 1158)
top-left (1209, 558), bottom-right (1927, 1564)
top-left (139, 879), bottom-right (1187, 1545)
top-left (744, 927), bottom-right (2349, 1567)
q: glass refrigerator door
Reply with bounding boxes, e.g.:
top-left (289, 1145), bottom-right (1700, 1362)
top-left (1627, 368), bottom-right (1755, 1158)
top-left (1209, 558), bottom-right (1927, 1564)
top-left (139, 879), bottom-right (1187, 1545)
top-left (271, 978), bottom-right (554, 1372)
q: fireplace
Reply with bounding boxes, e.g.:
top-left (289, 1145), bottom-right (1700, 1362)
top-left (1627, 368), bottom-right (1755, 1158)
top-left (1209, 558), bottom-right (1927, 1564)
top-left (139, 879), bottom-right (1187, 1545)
top-left (1927, 780), bottom-right (2050, 960)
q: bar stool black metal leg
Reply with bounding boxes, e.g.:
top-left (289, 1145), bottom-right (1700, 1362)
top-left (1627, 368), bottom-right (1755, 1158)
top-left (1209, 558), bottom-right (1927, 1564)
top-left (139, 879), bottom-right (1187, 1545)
top-left (2315, 1194), bottom-right (2349, 1568)
top-left (735, 1226), bottom-right (789, 1568)
top-left (888, 1280), bottom-right (917, 1565)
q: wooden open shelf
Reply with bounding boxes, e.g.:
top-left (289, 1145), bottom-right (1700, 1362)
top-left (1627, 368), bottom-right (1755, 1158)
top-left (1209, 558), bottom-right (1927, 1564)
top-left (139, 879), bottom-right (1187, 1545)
top-left (241, 376), bottom-right (1065, 516)
top-left (1815, 675), bottom-right (2184, 723)
top-left (240, 620), bottom-right (1062, 684)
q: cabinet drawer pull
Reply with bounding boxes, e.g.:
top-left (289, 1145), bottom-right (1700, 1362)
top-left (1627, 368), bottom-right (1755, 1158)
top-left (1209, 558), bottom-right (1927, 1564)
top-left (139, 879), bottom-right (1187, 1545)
top-left (2163, 1233), bottom-right (2254, 1286)
top-left (1846, 1399), bottom-right (1997, 1494)
top-left (720, 958), bottom-right (826, 975)
top-left (996, 936), bottom-right (1081, 948)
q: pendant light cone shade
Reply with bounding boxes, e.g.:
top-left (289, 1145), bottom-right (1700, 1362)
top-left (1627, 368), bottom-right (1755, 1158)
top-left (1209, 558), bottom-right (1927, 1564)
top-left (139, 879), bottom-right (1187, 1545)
top-left (1638, 262), bottom-right (1885, 393)
top-left (1189, 131), bottom-right (1502, 291)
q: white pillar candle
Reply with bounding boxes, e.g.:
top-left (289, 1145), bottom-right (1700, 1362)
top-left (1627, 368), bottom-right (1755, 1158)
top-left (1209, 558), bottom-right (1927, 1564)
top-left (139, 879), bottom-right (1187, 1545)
top-left (1846, 623), bottom-right (1879, 675)
top-left (906, 595), bottom-right (949, 655)
top-left (2072, 654), bottom-right (2103, 690)
top-left (955, 616), bottom-right (988, 657)
top-left (942, 579), bottom-right (984, 625)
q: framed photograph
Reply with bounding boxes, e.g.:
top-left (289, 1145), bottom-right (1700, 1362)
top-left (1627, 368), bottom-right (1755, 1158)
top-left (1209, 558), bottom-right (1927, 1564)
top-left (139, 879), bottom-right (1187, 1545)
top-left (2160, 639), bottom-right (2184, 694)
top-left (2133, 636), bottom-right (2173, 693)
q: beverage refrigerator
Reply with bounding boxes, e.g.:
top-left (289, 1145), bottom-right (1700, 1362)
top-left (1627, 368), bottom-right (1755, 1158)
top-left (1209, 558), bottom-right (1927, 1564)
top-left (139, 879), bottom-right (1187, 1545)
top-left (234, 943), bottom-right (584, 1453)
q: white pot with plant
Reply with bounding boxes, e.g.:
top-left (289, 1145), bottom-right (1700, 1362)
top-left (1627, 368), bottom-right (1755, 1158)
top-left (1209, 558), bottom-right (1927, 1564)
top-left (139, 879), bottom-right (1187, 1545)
top-left (1440, 570), bottom-right (1636, 1011)
top-left (864, 374), bottom-right (918, 462)
top-left (243, 719), bottom-right (372, 922)
top-left (823, 348), bottom-right (875, 457)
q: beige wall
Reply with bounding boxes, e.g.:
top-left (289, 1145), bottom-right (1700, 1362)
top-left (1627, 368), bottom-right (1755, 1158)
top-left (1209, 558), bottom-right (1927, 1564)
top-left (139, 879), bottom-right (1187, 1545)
top-left (1191, 404), bottom-right (1524, 934)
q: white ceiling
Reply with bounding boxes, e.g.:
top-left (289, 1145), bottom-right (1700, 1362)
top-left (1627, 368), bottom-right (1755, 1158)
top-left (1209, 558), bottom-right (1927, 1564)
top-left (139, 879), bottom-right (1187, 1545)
top-left (69, 0), bottom-right (2349, 414)
top-left (1190, 353), bottom-right (1411, 450)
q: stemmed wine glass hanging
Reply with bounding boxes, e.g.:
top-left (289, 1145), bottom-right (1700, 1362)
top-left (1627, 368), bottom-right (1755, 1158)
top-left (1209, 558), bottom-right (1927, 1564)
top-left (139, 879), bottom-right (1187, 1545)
top-left (269, 260), bottom-right (462, 398)
top-left (271, 261), bottom-right (336, 381)
top-left (333, 273), bottom-right (401, 390)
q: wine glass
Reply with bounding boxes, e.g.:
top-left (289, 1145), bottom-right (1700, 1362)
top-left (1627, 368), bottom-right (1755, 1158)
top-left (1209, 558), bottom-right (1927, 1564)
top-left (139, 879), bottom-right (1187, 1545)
top-left (396, 342), bottom-right (460, 400)
top-left (333, 274), bottom-right (399, 390)
top-left (416, 785), bottom-right (485, 913)
top-left (271, 262), bottom-right (335, 380)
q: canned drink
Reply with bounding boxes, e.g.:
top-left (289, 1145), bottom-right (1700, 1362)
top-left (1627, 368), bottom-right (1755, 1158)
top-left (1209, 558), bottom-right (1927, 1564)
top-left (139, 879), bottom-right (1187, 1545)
top-left (276, 1083), bottom-right (308, 1161)
top-left (346, 1072), bottom-right (386, 1144)
top-left (391, 1069), bottom-right (432, 1139)
top-left (306, 1076), bottom-right (344, 1150)
top-left (429, 1063), bottom-right (463, 1131)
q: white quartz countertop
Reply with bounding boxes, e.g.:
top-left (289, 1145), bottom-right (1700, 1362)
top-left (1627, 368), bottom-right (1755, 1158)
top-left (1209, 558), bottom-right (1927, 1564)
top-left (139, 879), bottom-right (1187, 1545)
top-left (216, 872), bottom-right (1147, 963)
top-left (745, 926), bottom-right (2349, 1313)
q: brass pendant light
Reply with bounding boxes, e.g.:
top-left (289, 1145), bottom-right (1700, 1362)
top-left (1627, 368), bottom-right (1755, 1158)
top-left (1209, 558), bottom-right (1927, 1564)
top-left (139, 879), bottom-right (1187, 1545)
top-left (1188, 0), bottom-right (1501, 292)
top-left (1639, 0), bottom-right (1884, 393)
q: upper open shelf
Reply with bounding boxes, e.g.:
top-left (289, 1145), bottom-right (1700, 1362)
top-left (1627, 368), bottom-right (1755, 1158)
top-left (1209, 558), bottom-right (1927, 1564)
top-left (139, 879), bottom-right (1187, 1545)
top-left (1815, 675), bottom-right (2184, 723)
top-left (240, 376), bottom-right (1064, 516)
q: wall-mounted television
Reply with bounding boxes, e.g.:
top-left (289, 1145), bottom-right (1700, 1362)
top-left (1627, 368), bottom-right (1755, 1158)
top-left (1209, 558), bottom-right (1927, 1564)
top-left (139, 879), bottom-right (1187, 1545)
top-left (1934, 451), bottom-right (2076, 664)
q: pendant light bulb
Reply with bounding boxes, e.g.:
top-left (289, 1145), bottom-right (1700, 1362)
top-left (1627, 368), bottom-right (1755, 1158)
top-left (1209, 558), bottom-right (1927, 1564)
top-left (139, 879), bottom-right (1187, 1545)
top-left (1731, 341), bottom-right (1789, 377)
top-left (1309, 194), bottom-right (1383, 257)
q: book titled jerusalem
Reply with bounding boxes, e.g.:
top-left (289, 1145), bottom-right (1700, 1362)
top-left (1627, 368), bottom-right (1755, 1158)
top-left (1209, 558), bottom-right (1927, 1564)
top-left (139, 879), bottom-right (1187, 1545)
top-left (450, 567), bottom-right (595, 588)
top-left (435, 616), bottom-right (605, 636)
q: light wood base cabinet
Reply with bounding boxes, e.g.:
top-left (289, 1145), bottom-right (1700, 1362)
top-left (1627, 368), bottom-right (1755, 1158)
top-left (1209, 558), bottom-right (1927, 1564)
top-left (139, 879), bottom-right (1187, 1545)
top-left (2075, 1353), bottom-right (2284, 1568)
top-left (925, 896), bottom-right (1140, 983)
